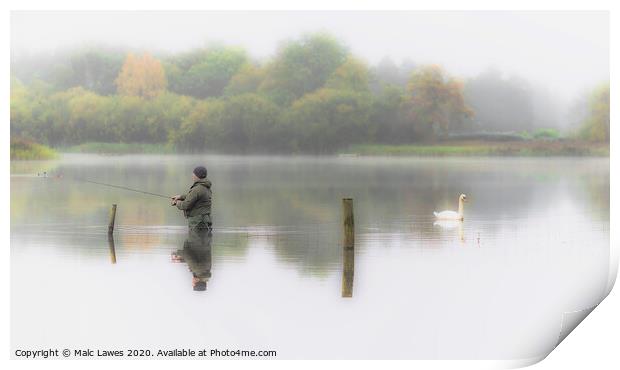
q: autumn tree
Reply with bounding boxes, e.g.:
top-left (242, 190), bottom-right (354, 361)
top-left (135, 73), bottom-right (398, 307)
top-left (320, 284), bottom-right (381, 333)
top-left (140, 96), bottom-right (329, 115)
top-left (325, 57), bottom-right (370, 92)
top-left (580, 83), bottom-right (610, 142)
top-left (224, 63), bottom-right (265, 96)
top-left (115, 53), bottom-right (167, 99)
top-left (403, 65), bottom-right (473, 140)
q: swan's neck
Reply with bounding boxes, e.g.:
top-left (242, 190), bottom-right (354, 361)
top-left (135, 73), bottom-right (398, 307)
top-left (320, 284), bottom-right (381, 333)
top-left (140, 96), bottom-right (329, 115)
top-left (458, 199), bottom-right (464, 218)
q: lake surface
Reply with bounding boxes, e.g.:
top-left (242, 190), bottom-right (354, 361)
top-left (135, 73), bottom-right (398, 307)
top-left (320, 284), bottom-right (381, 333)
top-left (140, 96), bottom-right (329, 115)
top-left (10, 154), bottom-right (610, 361)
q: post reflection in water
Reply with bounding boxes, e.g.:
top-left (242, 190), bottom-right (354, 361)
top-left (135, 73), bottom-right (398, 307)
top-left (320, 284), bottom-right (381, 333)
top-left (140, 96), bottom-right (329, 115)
top-left (107, 234), bottom-right (117, 264)
top-left (171, 229), bottom-right (213, 292)
top-left (342, 248), bottom-right (355, 298)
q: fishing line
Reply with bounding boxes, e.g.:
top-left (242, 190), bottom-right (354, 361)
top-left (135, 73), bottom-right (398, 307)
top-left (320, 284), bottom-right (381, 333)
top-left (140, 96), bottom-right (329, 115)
top-left (24, 171), bottom-right (172, 199)
top-left (71, 177), bottom-right (172, 199)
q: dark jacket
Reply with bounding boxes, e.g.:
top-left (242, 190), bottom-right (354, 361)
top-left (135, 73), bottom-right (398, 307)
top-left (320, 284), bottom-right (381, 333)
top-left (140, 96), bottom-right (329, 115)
top-left (176, 178), bottom-right (212, 222)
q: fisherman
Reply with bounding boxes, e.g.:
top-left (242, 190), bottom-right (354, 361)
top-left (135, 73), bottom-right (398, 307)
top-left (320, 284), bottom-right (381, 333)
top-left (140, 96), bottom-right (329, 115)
top-left (171, 166), bottom-right (212, 230)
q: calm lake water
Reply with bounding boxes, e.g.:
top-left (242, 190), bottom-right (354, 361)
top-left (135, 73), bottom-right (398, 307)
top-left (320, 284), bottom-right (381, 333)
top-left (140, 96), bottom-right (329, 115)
top-left (10, 154), bottom-right (610, 361)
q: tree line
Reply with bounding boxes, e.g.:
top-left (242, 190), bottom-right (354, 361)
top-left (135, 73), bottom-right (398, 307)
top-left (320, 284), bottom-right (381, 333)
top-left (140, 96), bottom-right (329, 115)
top-left (10, 33), bottom-right (609, 153)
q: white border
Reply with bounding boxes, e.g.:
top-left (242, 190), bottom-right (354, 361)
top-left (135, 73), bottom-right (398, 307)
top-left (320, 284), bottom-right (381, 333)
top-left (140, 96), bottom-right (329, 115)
top-left (2, 2), bottom-right (616, 370)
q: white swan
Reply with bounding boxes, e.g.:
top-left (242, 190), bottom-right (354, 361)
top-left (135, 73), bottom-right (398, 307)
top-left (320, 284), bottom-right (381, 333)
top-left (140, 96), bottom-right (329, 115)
top-left (434, 194), bottom-right (467, 221)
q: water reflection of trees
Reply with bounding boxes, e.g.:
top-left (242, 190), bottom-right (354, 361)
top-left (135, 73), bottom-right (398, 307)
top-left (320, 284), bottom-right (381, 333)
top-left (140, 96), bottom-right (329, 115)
top-left (11, 156), bottom-right (610, 277)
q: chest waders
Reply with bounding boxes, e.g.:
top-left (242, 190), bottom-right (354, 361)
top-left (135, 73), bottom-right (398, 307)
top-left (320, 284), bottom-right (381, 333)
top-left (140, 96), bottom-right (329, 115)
top-left (188, 213), bottom-right (212, 230)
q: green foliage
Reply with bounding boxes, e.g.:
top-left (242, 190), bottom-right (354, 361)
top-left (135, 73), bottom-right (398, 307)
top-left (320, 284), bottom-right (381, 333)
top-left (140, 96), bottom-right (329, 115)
top-left (369, 85), bottom-right (406, 143)
top-left (346, 144), bottom-right (493, 156)
top-left (11, 137), bottom-right (57, 160)
top-left (325, 57), bottom-right (370, 92)
top-left (11, 78), bottom-right (66, 145)
top-left (10, 32), bottom-right (603, 155)
top-left (171, 94), bottom-right (282, 153)
top-left (145, 92), bottom-right (196, 141)
top-left (580, 83), bottom-right (610, 142)
top-left (531, 128), bottom-right (561, 140)
top-left (11, 85), bottom-right (195, 146)
top-left (259, 33), bottom-right (349, 105)
top-left (514, 128), bottom-right (561, 141)
top-left (346, 141), bottom-right (608, 157)
top-left (210, 94), bottom-right (283, 152)
top-left (64, 142), bottom-right (174, 154)
top-left (167, 47), bottom-right (248, 98)
top-left (447, 132), bottom-right (525, 142)
top-left (224, 63), bottom-right (265, 96)
top-left (284, 88), bottom-right (372, 153)
top-left (172, 99), bottom-right (225, 151)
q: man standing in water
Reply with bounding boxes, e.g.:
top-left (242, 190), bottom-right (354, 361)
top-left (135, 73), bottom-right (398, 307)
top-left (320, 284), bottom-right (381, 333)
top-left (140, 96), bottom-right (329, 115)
top-left (171, 166), bottom-right (212, 230)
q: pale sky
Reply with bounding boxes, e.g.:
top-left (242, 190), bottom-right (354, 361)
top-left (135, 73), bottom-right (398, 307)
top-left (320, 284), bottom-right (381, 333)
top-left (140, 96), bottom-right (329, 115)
top-left (10, 11), bottom-right (609, 101)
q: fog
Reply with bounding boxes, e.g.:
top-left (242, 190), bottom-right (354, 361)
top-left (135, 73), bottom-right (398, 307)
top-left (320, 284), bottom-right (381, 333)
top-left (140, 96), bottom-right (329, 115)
top-left (11, 11), bottom-right (608, 102)
top-left (10, 10), bottom-right (610, 150)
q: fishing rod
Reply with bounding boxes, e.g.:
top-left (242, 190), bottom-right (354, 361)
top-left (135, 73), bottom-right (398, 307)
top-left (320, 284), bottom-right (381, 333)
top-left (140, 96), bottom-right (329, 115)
top-left (72, 177), bottom-right (172, 199)
top-left (30, 172), bottom-right (174, 199)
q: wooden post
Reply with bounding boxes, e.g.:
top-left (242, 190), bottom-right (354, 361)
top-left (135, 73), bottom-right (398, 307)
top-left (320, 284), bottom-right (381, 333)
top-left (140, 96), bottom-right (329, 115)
top-left (342, 248), bottom-right (354, 298)
top-left (342, 198), bottom-right (354, 250)
top-left (108, 204), bottom-right (117, 235)
top-left (107, 234), bottom-right (117, 264)
top-left (342, 198), bottom-right (355, 297)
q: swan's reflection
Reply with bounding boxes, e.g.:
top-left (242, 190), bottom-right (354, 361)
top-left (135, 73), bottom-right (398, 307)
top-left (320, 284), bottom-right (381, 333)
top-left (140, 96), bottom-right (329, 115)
top-left (171, 229), bottom-right (213, 291)
top-left (433, 220), bottom-right (465, 243)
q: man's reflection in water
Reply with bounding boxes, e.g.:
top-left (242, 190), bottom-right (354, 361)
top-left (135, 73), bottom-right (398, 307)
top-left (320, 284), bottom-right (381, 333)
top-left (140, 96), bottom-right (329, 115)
top-left (171, 229), bottom-right (212, 292)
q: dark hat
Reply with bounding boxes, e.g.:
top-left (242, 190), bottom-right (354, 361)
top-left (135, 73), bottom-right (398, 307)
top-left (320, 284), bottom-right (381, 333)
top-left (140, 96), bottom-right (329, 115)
top-left (193, 166), bottom-right (207, 179)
